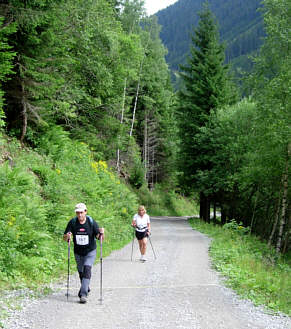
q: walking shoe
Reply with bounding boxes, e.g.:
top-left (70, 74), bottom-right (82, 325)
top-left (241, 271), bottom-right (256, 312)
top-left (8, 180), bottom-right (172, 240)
top-left (78, 287), bottom-right (90, 298)
top-left (80, 296), bottom-right (87, 304)
top-left (140, 255), bottom-right (147, 262)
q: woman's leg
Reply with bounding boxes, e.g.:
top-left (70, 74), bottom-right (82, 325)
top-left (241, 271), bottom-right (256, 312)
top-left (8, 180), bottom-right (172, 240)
top-left (138, 237), bottom-right (147, 257)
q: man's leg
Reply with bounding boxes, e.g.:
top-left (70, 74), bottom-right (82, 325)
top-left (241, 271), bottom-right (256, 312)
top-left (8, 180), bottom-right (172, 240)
top-left (79, 249), bottom-right (97, 298)
top-left (74, 254), bottom-right (84, 298)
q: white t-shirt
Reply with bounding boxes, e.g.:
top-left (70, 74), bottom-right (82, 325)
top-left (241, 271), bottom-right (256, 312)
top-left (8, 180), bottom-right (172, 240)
top-left (133, 213), bottom-right (150, 232)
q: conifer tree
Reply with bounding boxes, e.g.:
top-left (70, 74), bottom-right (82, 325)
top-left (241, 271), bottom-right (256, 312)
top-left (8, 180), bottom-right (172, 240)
top-left (177, 2), bottom-right (236, 221)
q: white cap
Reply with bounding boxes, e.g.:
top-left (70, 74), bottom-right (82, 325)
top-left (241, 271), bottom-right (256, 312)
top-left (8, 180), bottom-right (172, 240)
top-left (75, 203), bottom-right (87, 212)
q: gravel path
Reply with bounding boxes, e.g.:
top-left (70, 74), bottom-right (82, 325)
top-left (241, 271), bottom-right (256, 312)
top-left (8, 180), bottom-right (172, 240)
top-left (3, 216), bottom-right (291, 329)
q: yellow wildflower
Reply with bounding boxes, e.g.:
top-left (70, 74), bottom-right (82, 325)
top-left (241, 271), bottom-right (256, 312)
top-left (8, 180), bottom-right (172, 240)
top-left (98, 160), bottom-right (108, 169)
top-left (8, 216), bottom-right (16, 226)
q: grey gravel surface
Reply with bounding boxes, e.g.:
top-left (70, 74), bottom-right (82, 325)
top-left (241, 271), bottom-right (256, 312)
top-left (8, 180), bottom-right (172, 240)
top-left (3, 216), bottom-right (291, 329)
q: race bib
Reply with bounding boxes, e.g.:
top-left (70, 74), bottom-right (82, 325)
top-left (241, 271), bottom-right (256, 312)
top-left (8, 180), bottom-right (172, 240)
top-left (76, 235), bottom-right (89, 245)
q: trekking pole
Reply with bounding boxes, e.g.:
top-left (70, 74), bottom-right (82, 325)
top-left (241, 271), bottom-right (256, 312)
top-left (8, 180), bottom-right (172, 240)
top-left (99, 233), bottom-right (103, 303)
top-left (66, 236), bottom-right (71, 301)
top-left (148, 234), bottom-right (157, 260)
top-left (131, 228), bottom-right (135, 261)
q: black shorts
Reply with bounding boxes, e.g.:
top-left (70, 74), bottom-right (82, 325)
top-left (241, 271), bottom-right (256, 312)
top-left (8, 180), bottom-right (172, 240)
top-left (135, 230), bottom-right (148, 240)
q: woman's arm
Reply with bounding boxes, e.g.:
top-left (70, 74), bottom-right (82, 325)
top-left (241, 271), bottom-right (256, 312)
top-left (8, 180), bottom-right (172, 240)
top-left (147, 222), bottom-right (151, 234)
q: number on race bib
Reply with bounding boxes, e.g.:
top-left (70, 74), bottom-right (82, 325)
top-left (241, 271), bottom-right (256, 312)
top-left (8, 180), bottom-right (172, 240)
top-left (76, 235), bottom-right (89, 245)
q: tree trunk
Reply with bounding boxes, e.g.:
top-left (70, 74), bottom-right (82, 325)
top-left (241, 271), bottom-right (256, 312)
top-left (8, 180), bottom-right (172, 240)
top-left (20, 81), bottom-right (27, 146)
top-left (268, 193), bottom-right (281, 247)
top-left (200, 192), bottom-right (210, 222)
top-left (206, 198), bottom-right (210, 223)
top-left (116, 78), bottom-right (127, 173)
top-left (282, 212), bottom-right (290, 254)
top-left (143, 111), bottom-right (148, 182)
top-left (276, 142), bottom-right (290, 253)
top-left (199, 192), bottom-right (205, 221)
top-left (250, 190), bottom-right (259, 234)
top-left (129, 79), bottom-right (140, 137)
top-left (221, 205), bottom-right (226, 225)
top-left (213, 200), bottom-right (216, 221)
top-left (129, 31), bottom-right (151, 137)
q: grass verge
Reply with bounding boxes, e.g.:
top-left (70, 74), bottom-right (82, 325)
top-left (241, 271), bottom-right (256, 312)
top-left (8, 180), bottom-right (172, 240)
top-left (189, 217), bottom-right (291, 316)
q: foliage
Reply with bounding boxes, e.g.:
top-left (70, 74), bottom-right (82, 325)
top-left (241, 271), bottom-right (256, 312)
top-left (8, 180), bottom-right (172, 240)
top-left (0, 17), bottom-right (16, 127)
top-left (0, 130), bottom-right (138, 288)
top-left (175, 0), bottom-right (290, 251)
top-left (1, 0), bottom-right (176, 189)
top-left (189, 218), bottom-right (291, 316)
top-left (135, 183), bottom-right (199, 216)
top-left (223, 219), bottom-right (250, 235)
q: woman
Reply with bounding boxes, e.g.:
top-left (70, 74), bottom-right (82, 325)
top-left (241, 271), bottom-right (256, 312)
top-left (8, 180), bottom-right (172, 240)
top-left (132, 205), bottom-right (151, 262)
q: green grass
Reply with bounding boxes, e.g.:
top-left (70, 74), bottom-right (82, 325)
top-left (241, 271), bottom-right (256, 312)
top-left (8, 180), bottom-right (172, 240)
top-left (189, 218), bottom-right (291, 316)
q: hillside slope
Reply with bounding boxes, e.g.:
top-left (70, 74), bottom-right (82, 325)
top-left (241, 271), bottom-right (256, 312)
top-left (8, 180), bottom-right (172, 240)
top-left (156, 0), bottom-right (264, 78)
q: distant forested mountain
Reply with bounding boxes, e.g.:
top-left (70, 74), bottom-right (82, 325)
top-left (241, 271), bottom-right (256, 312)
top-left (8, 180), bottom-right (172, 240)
top-left (155, 0), bottom-right (264, 79)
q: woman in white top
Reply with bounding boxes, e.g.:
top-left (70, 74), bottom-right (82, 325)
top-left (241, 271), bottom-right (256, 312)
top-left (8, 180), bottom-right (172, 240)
top-left (132, 205), bottom-right (151, 262)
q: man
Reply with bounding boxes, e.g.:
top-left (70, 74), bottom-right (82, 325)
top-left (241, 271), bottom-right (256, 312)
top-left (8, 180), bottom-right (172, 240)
top-left (63, 203), bottom-right (104, 304)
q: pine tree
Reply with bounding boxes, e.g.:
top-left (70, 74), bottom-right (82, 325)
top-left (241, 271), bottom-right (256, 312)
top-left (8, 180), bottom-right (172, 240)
top-left (177, 2), bottom-right (236, 221)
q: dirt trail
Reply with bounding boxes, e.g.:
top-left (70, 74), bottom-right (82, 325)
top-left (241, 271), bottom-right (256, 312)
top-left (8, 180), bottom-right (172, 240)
top-left (4, 217), bottom-right (291, 329)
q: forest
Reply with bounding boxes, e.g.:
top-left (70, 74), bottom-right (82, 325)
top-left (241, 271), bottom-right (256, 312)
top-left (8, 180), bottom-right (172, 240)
top-left (0, 0), bottom-right (290, 301)
top-left (156, 0), bottom-right (265, 83)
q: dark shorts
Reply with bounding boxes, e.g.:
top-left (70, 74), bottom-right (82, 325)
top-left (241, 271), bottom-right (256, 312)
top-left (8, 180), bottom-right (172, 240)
top-left (135, 230), bottom-right (148, 240)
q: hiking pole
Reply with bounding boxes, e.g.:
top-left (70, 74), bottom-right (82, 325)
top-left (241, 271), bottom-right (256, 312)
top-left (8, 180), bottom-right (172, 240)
top-left (99, 233), bottom-right (103, 303)
top-left (66, 236), bottom-right (71, 301)
top-left (148, 234), bottom-right (157, 260)
top-left (131, 228), bottom-right (135, 261)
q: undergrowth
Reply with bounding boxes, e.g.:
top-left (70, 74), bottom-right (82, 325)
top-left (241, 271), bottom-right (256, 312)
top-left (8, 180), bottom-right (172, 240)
top-left (135, 184), bottom-right (199, 216)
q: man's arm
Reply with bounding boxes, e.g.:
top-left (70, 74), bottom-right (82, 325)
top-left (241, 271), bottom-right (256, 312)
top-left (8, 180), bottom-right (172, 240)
top-left (96, 227), bottom-right (105, 240)
top-left (63, 232), bottom-right (71, 242)
top-left (63, 221), bottom-right (72, 241)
